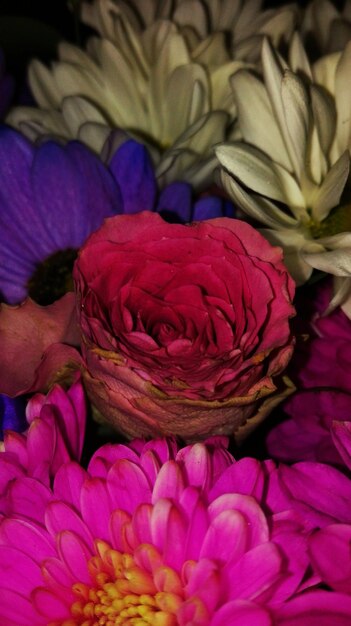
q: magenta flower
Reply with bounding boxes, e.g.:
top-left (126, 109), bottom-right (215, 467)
top-left (267, 280), bottom-right (351, 466)
top-left (0, 379), bottom-right (350, 624)
top-left (266, 389), bottom-right (351, 466)
top-left (0, 374), bottom-right (85, 492)
top-left (309, 525), bottom-right (351, 594)
top-left (1, 427), bottom-right (336, 625)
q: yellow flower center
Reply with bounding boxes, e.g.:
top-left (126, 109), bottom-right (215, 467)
top-left (57, 541), bottom-right (184, 626)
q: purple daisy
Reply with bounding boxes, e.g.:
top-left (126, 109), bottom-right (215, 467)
top-left (0, 126), bottom-right (122, 304)
top-left (0, 128), bottom-right (233, 305)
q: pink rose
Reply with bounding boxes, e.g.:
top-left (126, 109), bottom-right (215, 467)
top-left (74, 212), bottom-right (295, 440)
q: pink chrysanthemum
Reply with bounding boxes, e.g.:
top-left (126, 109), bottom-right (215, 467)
top-left (0, 374), bottom-right (85, 493)
top-left (1, 417), bottom-right (351, 625)
top-left (0, 378), bottom-right (350, 624)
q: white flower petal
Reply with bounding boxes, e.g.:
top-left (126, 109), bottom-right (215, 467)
top-left (281, 70), bottom-right (310, 179)
top-left (61, 96), bottom-right (108, 137)
top-left (78, 122), bottom-right (111, 154)
top-left (258, 7), bottom-right (297, 48)
top-left (162, 64), bottom-right (209, 144)
top-left (260, 227), bottom-right (316, 284)
top-left (174, 1), bottom-right (208, 39)
top-left (304, 246), bottom-right (351, 276)
top-left (288, 32), bottom-right (313, 79)
top-left (310, 84), bottom-right (336, 156)
top-left (193, 33), bottom-right (230, 67)
top-left (230, 69), bottom-right (291, 170)
top-left (171, 110), bottom-right (228, 153)
top-left (335, 40), bottom-right (351, 153)
top-left (28, 60), bottom-right (62, 109)
top-left (219, 170), bottom-right (298, 229)
top-left (312, 150), bottom-right (350, 221)
top-left (216, 142), bottom-right (283, 200)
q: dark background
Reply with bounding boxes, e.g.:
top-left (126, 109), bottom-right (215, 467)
top-left (0, 0), bottom-right (341, 78)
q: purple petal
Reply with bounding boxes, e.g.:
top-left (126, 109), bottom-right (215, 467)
top-left (156, 181), bottom-right (192, 222)
top-left (0, 394), bottom-right (27, 438)
top-left (193, 196), bottom-right (225, 220)
top-left (109, 139), bottom-right (157, 214)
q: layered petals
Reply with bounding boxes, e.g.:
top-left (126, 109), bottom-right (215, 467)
top-left (74, 212), bottom-right (295, 440)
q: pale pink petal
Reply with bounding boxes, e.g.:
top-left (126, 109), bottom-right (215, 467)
top-left (0, 294), bottom-right (81, 396)
top-left (176, 443), bottom-right (213, 489)
top-left (152, 460), bottom-right (185, 503)
top-left (208, 494), bottom-right (269, 547)
top-left (107, 459), bottom-right (151, 513)
top-left (200, 510), bottom-right (248, 564)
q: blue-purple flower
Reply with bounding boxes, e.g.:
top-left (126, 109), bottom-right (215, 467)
top-left (0, 128), bottom-right (233, 305)
top-left (0, 394), bottom-right (26, 439)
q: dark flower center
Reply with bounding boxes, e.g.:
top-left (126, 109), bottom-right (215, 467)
top-left (27, 248), bottom-right (77, 305)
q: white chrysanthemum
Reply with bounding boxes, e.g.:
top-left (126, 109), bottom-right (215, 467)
top-left (303, 0), bottom-right (351, 54)
top-left (215, 36), bottom-right (351, 311)
top-left (82, 0), bottom-right (299, 62)
top-left (8, 19), bottom-right (246, 188)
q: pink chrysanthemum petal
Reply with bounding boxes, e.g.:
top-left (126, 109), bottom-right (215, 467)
top-left (309, 524), bottom-right (351, 593)
top-left (57, 530), bottom-right (92, 583)
top-left (200, 509), bottom-right (248, 563)
top-left (107, 458), bottom-right (152, 513)
top-left (80, 477), bottom-right (111, 542)
top-left (0, 588), bottom-right (41, 625)
top-left (0, 517), bottom-right (55, 562)
top-left (45, 501), bottom-right (94, 550)
top-left (0, 545), bottom-right (44, 593)
top-left (211, 599), bottom-right (272, 626)
top-left (152, 460), bottom-right (185, 502)
top-left (33, 587), bottom-right (71, 620)
top-left (54, 462), bottom-right (88, 510)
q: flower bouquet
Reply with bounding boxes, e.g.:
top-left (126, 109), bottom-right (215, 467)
top-left (1, 0), bottom-right (351, 623)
